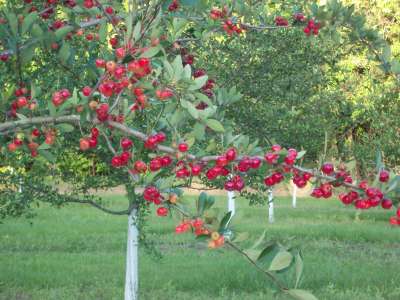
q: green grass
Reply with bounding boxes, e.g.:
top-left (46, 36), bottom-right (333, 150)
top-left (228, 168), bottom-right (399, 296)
top-left (1, 195), bottom-right (400, 300)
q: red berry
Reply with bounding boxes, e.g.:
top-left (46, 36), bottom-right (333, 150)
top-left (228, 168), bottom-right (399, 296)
top-left (156, 207), bottom-right (168, 217)
top-left (271, 144), bottom-right (282, 152)
top-left (191, 164), bottom-right (202, 176)
top-left (121, 137), bottom-right (133, 150)
top-left (216, 156), bottom-right (228, 167)
top-left (250, 157), bottom-right (262, 169)
top-left (178, 142), bottom-right (189, 152)
top-left (79, 138), bottom-right (90, 151)
top-left (134, 160), bottom-right (147, 173)
top-left (225, 148), bottom-right (237, 161)
top-left (379, 170), bottom-right (390, 183)
top-left (321, 163), bottom-right (334, 175)
top-left (397, 208), bottom-right (400, 218)
top-left (381, 198), bottom-right (393, 209)
top-left (91, 127), bottom-right (99, 138)
top-left (82, 86), bottom-right (92, 97)
top-left (264, 176), bottom-right (275, 186)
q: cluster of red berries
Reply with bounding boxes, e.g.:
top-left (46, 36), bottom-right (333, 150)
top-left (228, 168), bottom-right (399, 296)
top-left (155, 89), bottom-right (174, 100)
top-left (210, 7), bottom-right (228, 20)
top-left (9, 88), bottom-right (37, 118)
top-left (222, 20), bottom-right (243, 36)
top-left (149, 156), bottom-right (173, 172)
top-left (111, 151), bottom-right (132, 168)
top-left (168, 0), bottom-right (179, 12)
top-left (96, 103), bottom-right (109, 122)
top-left (224, 175), bottom-right (245, 191)
top-left (304, 19), bottom-right (321, 36)
top-left (52, 89), bottom-right (71, 107)
top-left (144, 132), bottom-right (166, 149)
top-left (143, 186), bottom-right (162, 204)
top-left (275, 16), bottom-right (289, 27)
top-left (389, 209), bottom-right (400, 226)
top-left (79, 127), bottom-right (99, 151)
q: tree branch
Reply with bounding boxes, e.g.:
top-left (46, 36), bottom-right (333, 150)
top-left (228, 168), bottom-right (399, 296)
top-left (65, 198), bottom-right (129, 215)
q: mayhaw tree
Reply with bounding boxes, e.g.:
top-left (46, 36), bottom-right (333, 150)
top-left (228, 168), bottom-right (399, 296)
top-left (0, 1), bottom-right (399, 300)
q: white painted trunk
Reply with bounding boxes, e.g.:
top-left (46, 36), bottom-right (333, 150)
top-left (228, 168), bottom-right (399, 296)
top-left (227, 191), bottom-right (235, 216)
top-left (124, 209), bottom-right (139, 300)
top-left (268, 189), bottom-right (274, 224)
top-left (292, 185), bottom-right (297, 208)
top-left (18, 178), bottom-right (23, 193)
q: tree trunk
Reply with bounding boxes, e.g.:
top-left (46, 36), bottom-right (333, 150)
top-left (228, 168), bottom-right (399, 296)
top-left (292, 185), bottom-right (297, 208)
top-left (268, 189), bottom-right (274, 224)
top-left (124, 209), bottom-right (139, 300)
top-left (227, 191), bottom-right (235, 216)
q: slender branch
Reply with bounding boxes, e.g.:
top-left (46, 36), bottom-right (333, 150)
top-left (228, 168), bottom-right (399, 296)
top-left (0, 113), bottom-right (363, 191)
top-left (226, 240), bottom-right (288, 291)
top-left (66, 198), bottom-right (129, 215)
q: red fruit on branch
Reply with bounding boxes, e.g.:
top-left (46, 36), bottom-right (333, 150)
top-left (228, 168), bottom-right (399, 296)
top-left (156, 207), bottom-right (168, 217)
top-left (379, 170), bottom-right (390, 183)
top-left (178, 142), bottom-right (189, 152)
top-left (134, 160), bottom-right (147, 173)
top-left (264, 176), bottom-right (275, 186)
top-left (265, 152), bottom-right (278, 164)
top-left (80, 138), bottom-right (90, 151)
top-left (190, 164), bottom-right (202, 176)
top-left (321, 163), bottom-right (334, 175)
top-left (82, 86), bottom-right (92, 97)
top-left (275, 16), bottom-right (289, 26)
top-left (121, 138), bottom-right (133, 150)
top-left (111, 156), bottom-right (123, 168)
top-left (91, 127), bottom-right (99, 138)
top-left (16, 97), bottom-right (28, 108)
top-left (225, 148), bottom-right (237, 161)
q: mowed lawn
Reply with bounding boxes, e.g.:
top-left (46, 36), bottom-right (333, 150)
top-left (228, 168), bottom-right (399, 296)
top-left (1, 194), bottom-right (400, 300)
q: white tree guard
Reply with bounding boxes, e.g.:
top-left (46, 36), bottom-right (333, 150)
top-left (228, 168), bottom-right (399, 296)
top-left (292, 185), bottom-right (298, 208)
top-left (125, 209), bottom-right (139, 300)
top-left (227, 191), bottom-right (236, 216)
top-left (268, 189), bottom-right (274, 224)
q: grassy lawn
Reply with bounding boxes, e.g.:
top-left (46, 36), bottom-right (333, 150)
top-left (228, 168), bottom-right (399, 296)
top-left (1, 194), bottom-right (400, 300)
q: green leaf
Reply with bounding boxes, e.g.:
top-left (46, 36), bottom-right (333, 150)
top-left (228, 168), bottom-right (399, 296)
top-left (54, 26), bottom-right (74, 40)
top-left (56, 124), bottom-right (75, 133)
top-left (140, 45), bottom-right (161, 58)
top-left (158, 176), bottom-right (175, 190)
top-left (286, 289), bottom-right (318, 300)
top-left (38, 149), bottom-right (56, 163)
top-left (268, 251), bottom-right (293, 271)
top-left (192, 122), bottom-right (205, 140)
top-left (218, 211), bottom-right (232, 231)
top-left (257, 243), bottom-right (280, 265)
top-left (22, 12), bottom-right (38, 35)
top-left (295, 251), bottom-right (304, 289)
top-left (296, 150), bottom-right (306, 160)
top-left (206, 119), bottom-right (224, 132)
top-left (132, 21), bottom-right (141, 41)
top-left (7, 12), bottom-right (18, 37)
top-left (163, 60), bottom-right (174, 79)
top-left (31, 24), bottom-right (43, 38)
top-left (197, 192), bottom-right (208, 215)
top-left (21, 45), bottom-right (36, 66)
top-left (189, 75), bottom-right (208, 91)
top-left (16, 113), bottom-right (27, 120)
top-left (38, 143), bottom-right (51, 150)
top-left (98, 22), bottom-right (108, 42)
top-left (172, 55), bottom-right (183, 81)
top-left (58, 42), bottom-right (70, 63)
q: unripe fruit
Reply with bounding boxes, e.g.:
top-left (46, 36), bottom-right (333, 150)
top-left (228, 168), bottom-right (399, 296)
top-left (80, 138), bottom-right (90, 151)
top-left (89, 100), bottom-right (98, 110)
top-left (169, 193), bottom-right (178, 204)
